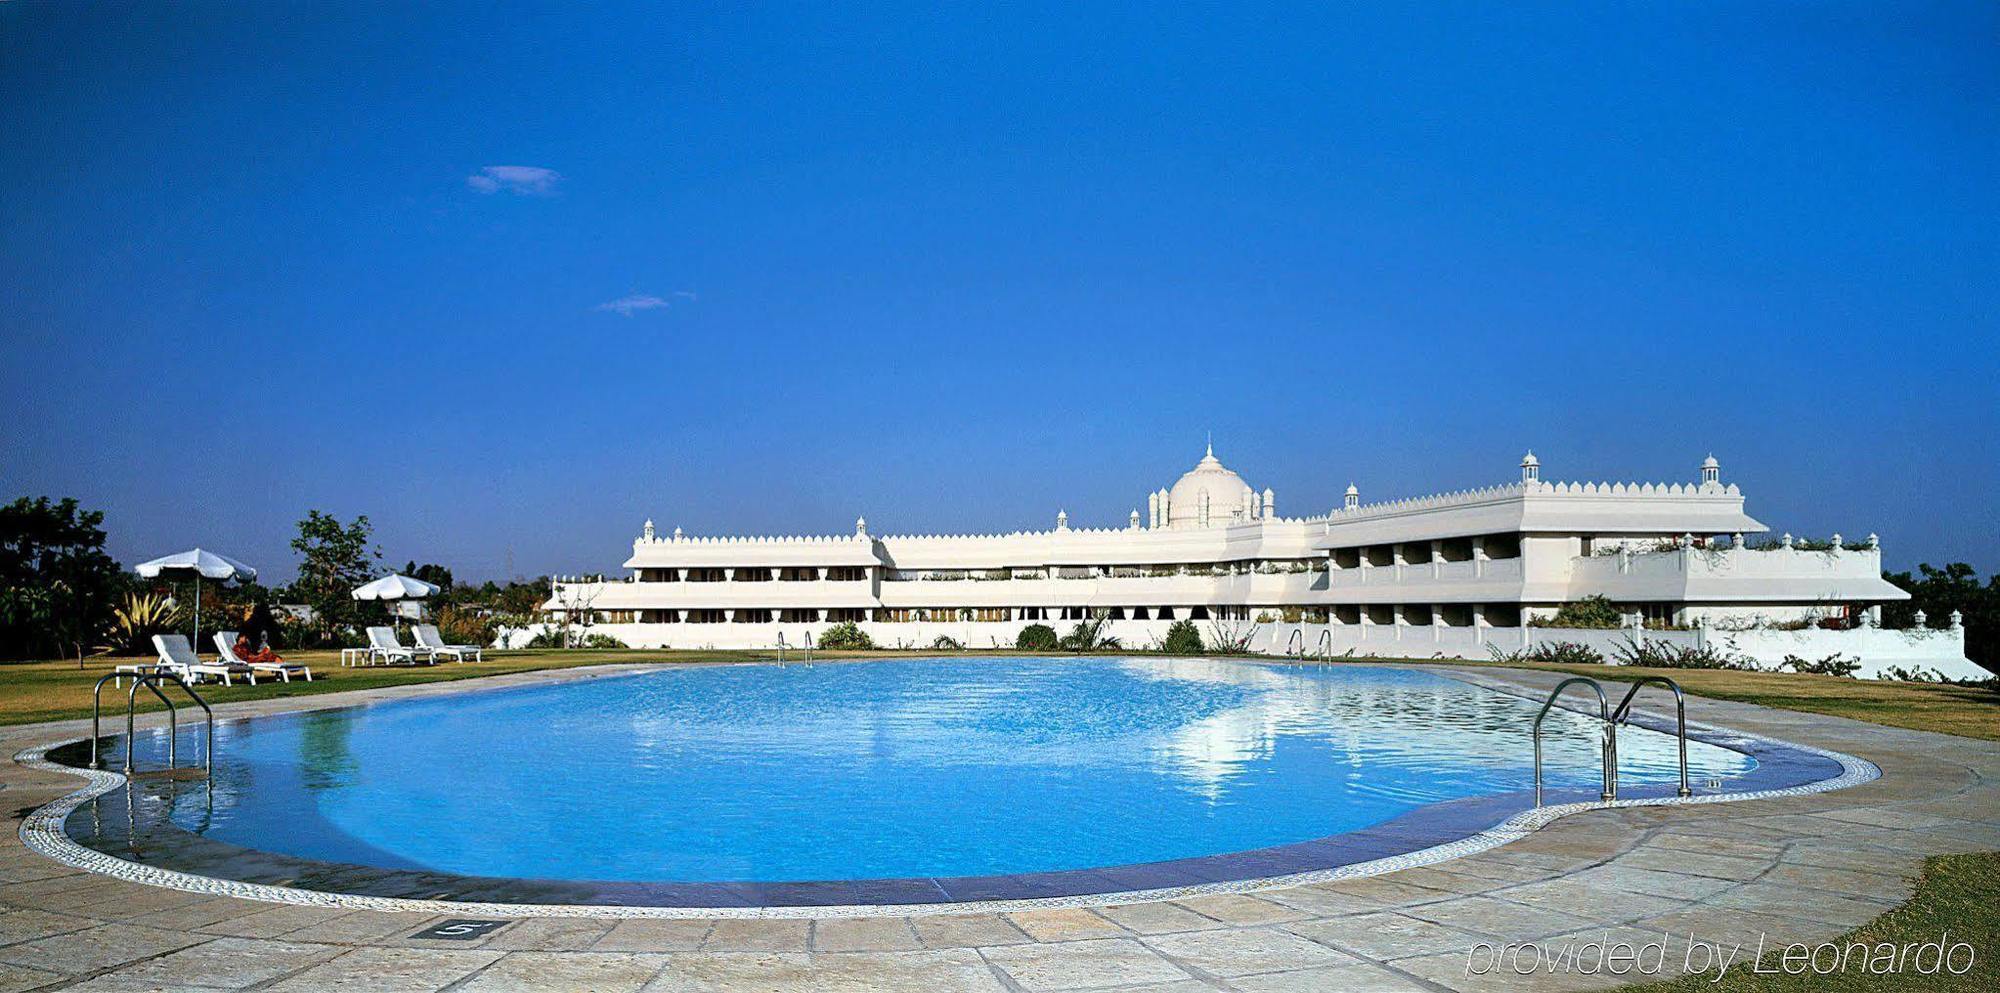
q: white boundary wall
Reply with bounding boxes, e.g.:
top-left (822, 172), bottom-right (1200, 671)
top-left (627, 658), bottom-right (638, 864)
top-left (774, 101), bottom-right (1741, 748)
top-left (499, 618), bottom-right (1981, 681)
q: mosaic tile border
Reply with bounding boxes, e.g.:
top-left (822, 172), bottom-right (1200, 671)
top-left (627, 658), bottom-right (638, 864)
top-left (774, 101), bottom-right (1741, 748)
top-left (15, 668), bottom-right (1879, 920)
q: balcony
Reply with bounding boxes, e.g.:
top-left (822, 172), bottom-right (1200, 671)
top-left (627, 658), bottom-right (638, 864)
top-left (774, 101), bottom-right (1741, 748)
top-left (1566, 542), bottom-right (1906, 603)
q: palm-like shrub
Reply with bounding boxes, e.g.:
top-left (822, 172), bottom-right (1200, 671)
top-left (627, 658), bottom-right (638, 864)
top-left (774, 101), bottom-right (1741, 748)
top-left (100, 592), bottom-right (185, 656)
top-left (815, 621), bottom-right (873, 650)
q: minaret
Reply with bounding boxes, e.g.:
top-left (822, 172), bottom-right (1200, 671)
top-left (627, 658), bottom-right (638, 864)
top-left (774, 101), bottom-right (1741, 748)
top-left (1262, 487), bottom-right (1275, 520)
top-left (1147, 490), bottom-right (1160, 529)
top-left (1129, 509), bottom-right (1140, 530)
top-left (642, 519), bottom-right (655, 542)
top-left (855, 516), bottom-right (868, 538)
top-left (1520, 451), bottom-right (1540, 484)
top-left (1344, 484), bottom-right (1359, 511)
top-left (1056, 509), bottom-right (1070, 532)
top-left (1700, 454), bottom-right (1720, 489)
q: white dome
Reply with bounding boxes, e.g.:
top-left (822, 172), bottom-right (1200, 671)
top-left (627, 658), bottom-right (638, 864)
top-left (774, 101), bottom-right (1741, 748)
top-left (1166, 445), bottom-right (1256, 528)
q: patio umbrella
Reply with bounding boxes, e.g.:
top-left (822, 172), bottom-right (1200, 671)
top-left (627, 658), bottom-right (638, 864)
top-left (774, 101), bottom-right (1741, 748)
top-left (351, 574), bottom-right (441, 632)
top-left (135, 549), bottom-right (258, 655)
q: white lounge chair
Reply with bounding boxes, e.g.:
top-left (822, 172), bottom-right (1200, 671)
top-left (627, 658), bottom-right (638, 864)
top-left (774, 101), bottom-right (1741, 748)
top-left (412, 624), bottom-right (482, 663)
top-left (215, 631), bottom-right (314, 682)
top-left (365, 626), bottom-right (428, 665)
top-left (152, 634), bottom-right (256, 686)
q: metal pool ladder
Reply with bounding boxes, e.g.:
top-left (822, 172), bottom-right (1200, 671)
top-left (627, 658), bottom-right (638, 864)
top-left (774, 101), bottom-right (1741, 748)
top-left (775, 632), bottom-right (813, 665)
top-left (1612, 675), bottom-right (1692, 798)
top-left (1532, 677), bottom-right (1617, 806)
top-left (90, 671), bottom-right (214, 778)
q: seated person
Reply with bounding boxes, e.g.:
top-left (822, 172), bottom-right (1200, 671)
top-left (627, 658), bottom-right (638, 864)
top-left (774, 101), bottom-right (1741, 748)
top-left (232, 633), bottom-right (283, 664)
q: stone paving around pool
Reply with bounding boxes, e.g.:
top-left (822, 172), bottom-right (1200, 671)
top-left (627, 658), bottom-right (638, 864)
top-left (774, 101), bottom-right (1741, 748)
top-left (1, 663), bottom-right (1995, 992)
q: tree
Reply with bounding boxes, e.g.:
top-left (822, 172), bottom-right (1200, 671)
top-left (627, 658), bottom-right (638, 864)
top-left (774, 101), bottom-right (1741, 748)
top-left (289, 511), bottom-right (379, 646)
top-left (0, 497), bottom-right (123, 662)
top-left (1883, 563), bottom-right (1998, 674)
top-left (402, 561), bottom-right (454, 590)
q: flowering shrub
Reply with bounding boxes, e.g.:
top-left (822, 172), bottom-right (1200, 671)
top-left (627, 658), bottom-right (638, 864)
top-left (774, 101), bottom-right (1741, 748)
top-left (1014, 623), bottom-right (1058, 650)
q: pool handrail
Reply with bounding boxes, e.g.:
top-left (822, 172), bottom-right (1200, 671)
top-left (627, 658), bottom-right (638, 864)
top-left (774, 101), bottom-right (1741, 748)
top-left (92, 671), bottom-right (214, 777)
top-left (1612, 675), bottom-right (1693, 798)
top-left (1532, 676), bottom-right (1617, 806)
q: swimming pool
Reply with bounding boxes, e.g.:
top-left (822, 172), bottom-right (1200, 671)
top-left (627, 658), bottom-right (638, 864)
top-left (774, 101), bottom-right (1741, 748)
top-left (60, 658), bottom-right (1777, 905)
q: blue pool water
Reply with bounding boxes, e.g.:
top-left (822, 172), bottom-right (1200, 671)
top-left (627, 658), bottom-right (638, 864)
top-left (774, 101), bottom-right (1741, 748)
top-left (139, 658), bottom-right (1751, 883)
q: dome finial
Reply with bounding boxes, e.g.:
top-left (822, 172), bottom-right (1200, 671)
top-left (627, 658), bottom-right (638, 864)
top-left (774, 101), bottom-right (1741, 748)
top-left (1205, 431), bottom-right (1213, 458)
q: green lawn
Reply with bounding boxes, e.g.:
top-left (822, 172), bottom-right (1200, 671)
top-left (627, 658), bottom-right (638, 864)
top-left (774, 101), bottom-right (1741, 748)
top-left (1434, 657), bottom-right (2000, 741)
top-left (0, 648), bottom-right (752, 727)
top-left (1625, 852), bottom-right (1997, 992)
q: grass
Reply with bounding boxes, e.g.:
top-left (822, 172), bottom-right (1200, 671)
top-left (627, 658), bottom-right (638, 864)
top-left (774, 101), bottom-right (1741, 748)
top-left (0, 648), bottom-right (758, 727)
top-left (1, 649), bottom-right (1994, 740)
top-left (1624, 851), bottom-right (1998, 992)
top-left (1433, 658), bottom-right (2000, 741)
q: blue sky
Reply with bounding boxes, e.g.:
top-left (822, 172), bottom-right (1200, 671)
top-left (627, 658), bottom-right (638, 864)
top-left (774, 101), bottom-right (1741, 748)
top-left (3, 2), bottom-right (1994, 582)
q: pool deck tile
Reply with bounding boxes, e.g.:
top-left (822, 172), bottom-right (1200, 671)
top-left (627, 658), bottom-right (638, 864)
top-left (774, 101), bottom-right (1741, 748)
top-left (453, 950), bottom-right (668, 993)
top-left (0, 923), bottom-right (205, 975)
top-left (1226, 962), bottom-right (1435, 992)
top-left (1095, 901), bottom-right (1227, 934)
top-left (1143, 926), bottom-right (1360, 976)
top-left (699, 918), bottom-right (811, 952)
top-left (1169, 893), bottom-right (1312, 926)
top-left (810, 916), bottom-right (921, 952)
top-left (1002, 908), bottom-right (1124, 942)
top-left (643, 949), bottom-right (1009, 993)
top-left (260, 946), bottom-right (502, 993)
top-left (590, 919), bottom-right (714, 952)
top-left (88, 937), bottom-right (341, 989)
top-left (910, 913), bottom-right (1032, 949)
top-left (4, 661), bottom-right (1997, 991)
top-left (980, 937), bottom-right (1193, 991)
top-left (1286, 911), bottom-right (1495, 961)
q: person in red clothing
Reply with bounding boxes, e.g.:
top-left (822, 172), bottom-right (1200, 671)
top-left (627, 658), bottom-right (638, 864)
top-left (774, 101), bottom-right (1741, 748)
top-left (233, 632), bottom-right (283, 664)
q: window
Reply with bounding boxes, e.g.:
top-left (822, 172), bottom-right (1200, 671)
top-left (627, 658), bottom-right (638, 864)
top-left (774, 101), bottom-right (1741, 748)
top-left (826, 566), bottom-right (868, 582)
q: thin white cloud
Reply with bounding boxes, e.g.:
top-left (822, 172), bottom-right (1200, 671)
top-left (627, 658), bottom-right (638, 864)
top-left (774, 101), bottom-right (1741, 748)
top-left (466, 165), bottom-right (561, 195)
top-left (594, 293), bottom-right (674, 317)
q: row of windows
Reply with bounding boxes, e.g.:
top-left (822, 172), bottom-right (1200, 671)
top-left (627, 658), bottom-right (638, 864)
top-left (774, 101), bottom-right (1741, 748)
top-left (636, 566), bottom-right (871, 582)
top-left (637, 561), bottom-right (1325, 583)
top-left (612, 605), bottom-right (1263, 624)
top-left (1328, 535), bottom-right (1523, 569)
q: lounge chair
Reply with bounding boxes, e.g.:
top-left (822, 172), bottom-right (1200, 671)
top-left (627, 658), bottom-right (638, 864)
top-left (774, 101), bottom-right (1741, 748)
top-left (215, 631), bottom-right (313, 682)
top-left (413, 624), bottom-right (482, 663)
top-left (365, 626), bottom-right (429, 665)
top-left (152, 634), bottom-right (256, 686)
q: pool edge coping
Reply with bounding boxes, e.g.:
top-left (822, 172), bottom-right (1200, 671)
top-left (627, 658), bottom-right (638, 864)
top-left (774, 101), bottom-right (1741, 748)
top-left (13, 660), bottom-right (1881, 919)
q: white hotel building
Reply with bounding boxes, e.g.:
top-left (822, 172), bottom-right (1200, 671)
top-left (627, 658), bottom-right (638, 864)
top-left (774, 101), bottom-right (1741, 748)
top-left (541, 449), bottom-right (1978, 679)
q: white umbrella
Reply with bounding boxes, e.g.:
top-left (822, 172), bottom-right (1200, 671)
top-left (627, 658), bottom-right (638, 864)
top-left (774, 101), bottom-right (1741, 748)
top-left (352, 574), bottom-right (441, 631)
top-left (135, 549), bottom-right (258, 655)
